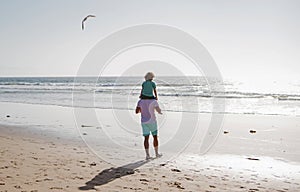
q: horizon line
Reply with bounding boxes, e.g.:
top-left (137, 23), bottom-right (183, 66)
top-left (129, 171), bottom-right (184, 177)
top-left (0, 74), bottom-right (207, 78)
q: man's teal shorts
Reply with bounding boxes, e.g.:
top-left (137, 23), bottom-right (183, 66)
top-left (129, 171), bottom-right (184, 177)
top-left (142, 123), bottom-right (158, 136)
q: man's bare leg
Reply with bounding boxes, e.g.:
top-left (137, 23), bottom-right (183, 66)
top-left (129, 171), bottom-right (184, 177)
top-left (153, 135), bottom-right (162, 158)
top-left (144, 135), bottom-right (150, 159)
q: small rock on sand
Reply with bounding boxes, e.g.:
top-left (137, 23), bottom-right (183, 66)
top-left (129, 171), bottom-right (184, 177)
top-left (247, 157), bottom-right (260, 161)
top-left (6, 115), bottom-right (10, 118)
top-left (224, 131), bottom-right (229, 134)
top-left (250, 130), bottom-right (256, 133)
top-left (81, 125), bottom-right (93, 127)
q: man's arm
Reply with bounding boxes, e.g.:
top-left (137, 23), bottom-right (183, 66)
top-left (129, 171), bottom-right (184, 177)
top-left (135, 106), bottom-right (141, 114)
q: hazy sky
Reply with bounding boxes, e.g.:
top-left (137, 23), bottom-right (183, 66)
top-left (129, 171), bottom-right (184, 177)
top-left (0, 0), bottom-right (299, 81)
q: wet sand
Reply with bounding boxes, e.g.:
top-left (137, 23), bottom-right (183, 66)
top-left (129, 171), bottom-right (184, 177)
top-left (0, 102), bottom-right (300, 191)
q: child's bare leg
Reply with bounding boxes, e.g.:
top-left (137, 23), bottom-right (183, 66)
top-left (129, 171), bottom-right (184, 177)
top-left (144, 136), bottom-right (150, 159)
top-left (153, 135), bottom-right (162, 157)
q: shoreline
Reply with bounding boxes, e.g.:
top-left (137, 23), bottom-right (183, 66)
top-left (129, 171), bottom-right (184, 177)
top-left (0, 100), bottom-right (299, 118)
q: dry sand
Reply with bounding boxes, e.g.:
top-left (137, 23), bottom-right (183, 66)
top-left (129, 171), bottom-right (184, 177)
top-left (0, 123), bottom-right (299, 192)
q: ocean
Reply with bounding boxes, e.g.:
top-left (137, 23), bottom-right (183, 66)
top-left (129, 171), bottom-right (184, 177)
top-left (0, 76), bottom-right (299, 116)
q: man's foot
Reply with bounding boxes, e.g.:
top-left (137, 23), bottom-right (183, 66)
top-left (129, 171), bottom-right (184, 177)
top-left (146, 155), bottom-right (151, 160)
top-left (155, 153), bottom-right (163, 158)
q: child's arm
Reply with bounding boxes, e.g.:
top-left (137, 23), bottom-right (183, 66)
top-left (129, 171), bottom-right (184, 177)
top-left (135, 106), bottom-right (141, 114)
top-left (140, 83), bottom-right (144, 98)
top-left (154, 88), bottom-right (158, 100)
top-left (155, 106), bottom-right (162, 114)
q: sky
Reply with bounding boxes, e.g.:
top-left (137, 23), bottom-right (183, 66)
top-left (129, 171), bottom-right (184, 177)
top-left (0, 0), bottom-right (299, 82)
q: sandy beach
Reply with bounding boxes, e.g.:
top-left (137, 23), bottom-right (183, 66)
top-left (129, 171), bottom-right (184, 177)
top-left (1, 1), bottom-right (300, 191)
top-left (0, 102), bottom-right (299, 192)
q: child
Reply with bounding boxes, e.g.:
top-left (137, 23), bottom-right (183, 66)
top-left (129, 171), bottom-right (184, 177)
top-left (139, 72), bottom-right (158, 100)
top-left (136, 99), bottom-right (162, 160)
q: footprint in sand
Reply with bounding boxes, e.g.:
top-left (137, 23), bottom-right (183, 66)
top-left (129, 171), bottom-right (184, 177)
top-left (249, 189), bottom-right (259, 192)
top-left (140, 178), bottom-right (149, 182)
top-left (174, 182), bottom-right (184, 189)
top-left (185, 177), bottom-right (193, 181)
top-left (171, 168), bottom-right (181, 172)
top-left (50, 187), bottom-right (63, 190)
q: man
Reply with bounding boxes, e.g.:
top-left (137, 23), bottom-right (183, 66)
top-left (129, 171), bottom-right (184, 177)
top-left (136, 99), bottom-right (162, 160)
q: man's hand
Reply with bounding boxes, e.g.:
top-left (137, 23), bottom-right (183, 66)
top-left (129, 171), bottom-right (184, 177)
top-left (155, 106), bottom-right (162, 115)
top-left (135, 107), bottom-right (141, 114)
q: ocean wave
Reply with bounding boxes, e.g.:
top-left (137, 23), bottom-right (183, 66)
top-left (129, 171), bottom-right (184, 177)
top-left (278, 96), bottom-right (300, 101)
top-left (1, 87), bottom-right (300, 101)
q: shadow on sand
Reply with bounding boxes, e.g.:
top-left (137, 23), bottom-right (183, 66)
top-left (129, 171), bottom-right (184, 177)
top-left (78, 160), bottom-right (149, 190)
